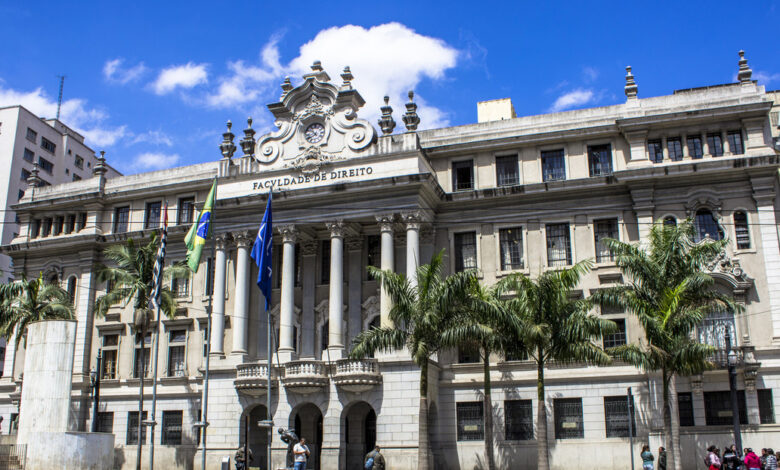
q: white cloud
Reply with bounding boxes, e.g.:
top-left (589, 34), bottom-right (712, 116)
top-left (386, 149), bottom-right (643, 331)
top-left (103, 58), bottom-right (147, 84)
top-left (151, 62), bottom-right (208, 95)
top-left (582, 66), bottom-right (599, 82)
top-left (549, 89), bottom-right (595, 112)
top-left (132, 152), bottom-right (180, 171)
top-left (753, 70), bottom-right (780, 85)
top-left (130, 130), bottom-right (173, 147)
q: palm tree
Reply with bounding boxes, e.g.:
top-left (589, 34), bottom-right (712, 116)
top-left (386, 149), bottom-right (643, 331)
top-left (590, 221), bottom-right (738, 470)
top-left (499, 260), bottom-right (615, 470)
top-left (350, 251), bottom-right (475, 470)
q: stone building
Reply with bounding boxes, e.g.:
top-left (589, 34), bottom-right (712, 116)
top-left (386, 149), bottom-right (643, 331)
top-left (0, 52), bottom-right (778, 470)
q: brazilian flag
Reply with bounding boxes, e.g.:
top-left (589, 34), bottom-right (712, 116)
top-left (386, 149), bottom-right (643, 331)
top-left (184, 179), bottom-right (217, 272)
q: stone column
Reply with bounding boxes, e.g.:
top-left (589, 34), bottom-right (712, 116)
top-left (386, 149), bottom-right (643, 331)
top-left (211, 233), bottom-right (229, 356)
top-left (682, 133), bottom-right (690, 159)
top-left (232, 231), bottom-right (252, 356)
top-left (300, 241), bottom-right (318, 358)
top-left (346, 237), bottom-right (363, 350)
top-left (752, 177), bottom-right (780, 338)
top-left (630, 187), bottom-right (654, 246)
top-left (402, 212), bottom-right (421, 288)
top-left (277, 225), bottom-right (298, 362)
top-left (376, 214), bottom-right (395, 328)
top-left (326, 221), bottom-right (346, 359)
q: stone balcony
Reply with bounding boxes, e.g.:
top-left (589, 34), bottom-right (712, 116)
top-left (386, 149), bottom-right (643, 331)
top-left (234, 363), bottom-right (276, 396)
top-left (282, 360), bottom-right (329, 394)
top-left (333, 358), bottom-right (382, 392)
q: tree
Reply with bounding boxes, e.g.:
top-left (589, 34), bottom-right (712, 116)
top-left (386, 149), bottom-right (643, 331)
top-left (499, 260), bottom-right (615, 470)
top-left (350, 251), bottom-right (475, 470)
top-left (590, 221), bottom-right (738, 470)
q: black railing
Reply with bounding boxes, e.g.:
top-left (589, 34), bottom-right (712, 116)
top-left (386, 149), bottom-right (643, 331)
top-left (0, 444), bottom-right (26, 470)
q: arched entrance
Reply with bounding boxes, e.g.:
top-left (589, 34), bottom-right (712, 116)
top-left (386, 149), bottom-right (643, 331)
top-left (239, 404), bottom-right (268, 468)
top-left (291, 403), bottom-right (323, 470)
top-left (343, 401), bottom-right (377, 469)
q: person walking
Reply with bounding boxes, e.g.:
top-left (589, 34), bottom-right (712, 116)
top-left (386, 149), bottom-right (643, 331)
top-left (658, 446), bottom-right (667, 470)
top-left (766, 449), bottom-right (778, 470)
top-left (364, 445), bottom-right (386, 470)
top-left (641, 444), bottom-right (655, 470)
top-left (234, 444), bottom-right (253, 470)
top-left (705, 445), bottom-right (722, 470)
top-left (743, 448), bottom-right (760, 470)
top-left (722, 445), bottom-right (740, 470)
top-left (293, 437), bottom-right (311, 470)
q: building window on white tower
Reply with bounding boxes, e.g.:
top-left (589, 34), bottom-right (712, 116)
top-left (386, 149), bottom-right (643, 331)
top-left (25, 128), bottom-right (37, 143)
top-left (542, 149), bottom-right (566, 182)
top-left (114, 206), bottom-right (130, 233)
top-left (74, 155), bottom-right (84, 169)
top-left (687, 135), bottom-right (703, 159)
top-left (594, 218), bottom-right (618, 263)
top-left (546, 223), bottom-right (572, 267)
top-left (167, 330), bottom-right (186, 377)
top-left (648, 139), bottom-right (663, 163)
top-left (452, 159), bottom-right (474, 191)
top-left (587, 144), bottom-right (613, 177)
top-left (707, 133), bottom-right (724, 157)
top-left (177, 197), bottom-right (195, 225)
top-left (454, 232), bottom-right (477, 272)
top-left (727, 130), bottom-right (744, 155)
top-left (554, 398), bottom-right (584, 439)
top-left (101, 334), bottom-right (119, 380)
top-left (499, 227), bottom-right (523, 271)
top-left (145, 201), bottom-right (162, 229)
top-left (456, 402), bottom-right (484, 441)
top-left (133, 333), bottom-right (152, 378)
top-left (40, 137), bottom-right (56, 154)
top-left (668, 137), bottom-right (683, 161)
top-left (23, 148), bottom-right (34, 163)
top-left (734, 211), bottom-right (751, 249)
top-left (495, 155), bottom-right (519, 186)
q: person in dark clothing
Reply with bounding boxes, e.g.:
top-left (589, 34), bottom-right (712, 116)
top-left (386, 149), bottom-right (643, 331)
top-left (658, 446), bottom-right (667, 470)
top-left (722, 444), bottom-right (740, 470)
top-left (234, 445), bottom-right (253, 470)
top-left (364, 445), bottom-right (386, 470)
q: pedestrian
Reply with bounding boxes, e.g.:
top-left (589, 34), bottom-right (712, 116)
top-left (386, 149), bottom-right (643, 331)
top-left (744, 448), bottom-right (760, 470)
top-left (723, 445), bottom-right (739, 470)
top-left (658, 446), bottom-right (667, 470)
top-left (364, 444), bottom-right (386, 470)
top-left (641, 444), bottom-right (655, 470)
top-left (705, 445), bottom-right (721, 470)
top-left (762, 449), bottom-right (769, 470)
top-left (293, 437), bottom-right (311, 470)
top-left (766, 449), bottom-right (778, 470)
top-left (234, 444), bottom-right (253, 470)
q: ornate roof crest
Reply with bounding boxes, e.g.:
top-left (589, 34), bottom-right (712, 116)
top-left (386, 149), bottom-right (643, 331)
top-left (294, 95), bottom-right (334, 122)
top-left (284, 145), bottom-right (345, 175)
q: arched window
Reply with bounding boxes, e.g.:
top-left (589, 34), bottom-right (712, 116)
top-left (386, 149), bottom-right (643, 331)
top-left (734, 211), bottom-right (750, 249)
top-left (697, 308), bottom-right (736, 365)
top-left (663, 216), bottom-right (677, 227)
top-left (694, 209), bottom-right (723, 242)
top-left (321, 321), bottom-right (329, 351)
top-left (66, 276), bottom-right (77, 305)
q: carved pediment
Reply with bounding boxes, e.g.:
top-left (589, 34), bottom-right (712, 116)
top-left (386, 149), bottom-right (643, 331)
top-left (705, 250), bottom-right (753, 297)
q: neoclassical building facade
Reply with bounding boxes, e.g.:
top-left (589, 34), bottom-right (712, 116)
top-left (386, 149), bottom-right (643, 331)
top-left (1, 53), bottom-right (779, 469)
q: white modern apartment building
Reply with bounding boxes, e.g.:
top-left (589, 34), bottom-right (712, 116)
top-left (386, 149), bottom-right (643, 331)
top-left (0, 52), bottom-right (779, 470)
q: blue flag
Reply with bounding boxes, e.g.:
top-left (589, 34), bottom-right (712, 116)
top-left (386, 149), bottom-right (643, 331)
top-left (251, 191), bottom-right (273, 309)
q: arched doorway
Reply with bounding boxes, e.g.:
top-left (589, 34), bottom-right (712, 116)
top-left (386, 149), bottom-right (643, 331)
top-left (239, 404), bottom-right (268, 468)
top-left (292, 403), bottom-right (323, 470)
top-left (343, 401), bottom-right (376, 469)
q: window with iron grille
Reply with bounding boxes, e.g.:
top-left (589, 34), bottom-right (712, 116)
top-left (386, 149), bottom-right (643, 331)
top-left (178, 197), bottom-right (195, 225)
top-left (320, 240), bottom-right (330, 284)
top-left (704, 390), bottom-right (747, 425)
top-left (101, 334), bottom-right (119, 380)
top-left (456, 402), bottom-right (484, 441)
top-left (505, 400), bottom-right (533, 440)
top-left (499, 227), bottom-right (524, 270)
top-left (734, 211), bottom-right (750, 249)
top-left (587, 144), bottom-right (613, 177)
top-left (648, 139), bottom-right (663, 163)
top-left (452, 160), bottom-right (474, 191)
top-left (38, 156), bottom-right (54, 174)
top-left (496, 155), bottom-right (519, 186)
top-left (172, 274), bottom-right (189, 298)
top-left (554, 398), bottom-right (584, 439)
top-left (145, 201), bottom-right (162, 229)
top-left (26, 128), bottom-right (37, 143)
top-left (40, 137), bottom-right (56, 153)
top-left (75, 155), bottom-right (84, 169)
top-left (758, 389), bottom-right (775, 424)
top-left (542, 149), bottom-right (566, 182)
top-left (594, 218), bottom-right (618, 263)
top-left (96, 412), bottom-right (113, 434)
top-left (454, 232), bottom-right (477, 272)
top-left (668, 138), bottom-right (683, 161)
top-left (546, 223), bottom-right (572, 267)
top-left (678, 392), bottom-right (694, 426)
top-left (23, 148), bottom-right (34, 163)
top-left (727, 130), bottom-right (743, 155)
top-left (114, 207), bottom-right (130, 233)
top-left (604, 396), bottom-right (636, 438)
top-left (707, 133), bottom-right (723, 157)
top-left (167, 330), bottom-right (186, 377)
top-left (134, 333), bottom-right (152, 378)
top-left (457, 345), bottom-right (480, 364)
top-left (162, 410), bottom-right (183, 445)
top-left (693, 209), bottom-right (723, 242)
top-left (603, 319), bottom-right (626, 349)
top-left (687, 135), bottom-right (703, 159)
top-left (366, 235), bottom-right (380, 280)
top-left (127, 411), bottom-right (148, 445)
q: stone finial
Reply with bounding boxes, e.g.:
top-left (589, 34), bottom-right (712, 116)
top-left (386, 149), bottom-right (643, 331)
top-left (280, 77), bottom-right (293, 99)
top-left (624, 66), bottom-right (638, 100)
top-left (402, 90), bottom-right (420, 131)
top-left (303, 60), bottom-right (330, 82)
top-left (738, 50), bottom-right (753, 84)
top-left (311, 60), bottom-right (323, 72)
top-left (378, 96), bottom-right (396, 135)
top-left (240, 117), bottom-right (256, 157)
top-left (93, 150), bottom-right (108, 177)
top-left (26, 163), bottom-right (42, 187)
top-left (219, 120), bottom-right (237, 160)
top-left (340, 66), bottom-right (353, 90)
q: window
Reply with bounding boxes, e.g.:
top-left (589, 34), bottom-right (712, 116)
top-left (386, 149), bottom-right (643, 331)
top-left (678, 392), bottom-right (695, 427)
top-left (603, 319), bottom-right (626, 349)
top-left (694, 209), bottom-right (723, 242)
top-left (663, 216), bottom-right (677, 227)
top-left (21, 169), bottom-right (30, 181)
top-left (74, 155), bottom-right (84, 169)
top-left (172, 274), bottom-right (189, 298)
top-left (588, 144), bottom-right (613, 177)
top-left (145, 201), bottom-right (162, 229)
top-left (505, 400), bottom-right (533, 440)
top-left (30, 219), bottom-right (40, 238)
top-left (554, 398), bottom-right (584, 439)
top-left (40, 137), bottom-right (56, 154)
top-left (456, 402), bottom-right (484, 441)
top-left (26, 128), bottom-right (37, 143)
top-left (452, 160), bottom-right (474, 191)
top-left (167, 330), bottom-right (186, 377)
top-left (704, 390), bottom-right (747, 425)
top-left (457, 345), bottom-right (480, 364)
top-left (205, 257), bottom-right (215, 296)
top-left (178, 197), bottom-right (195, 225)
top-left (366, 235), bottom-right (380, 280)
top-left (37, 156), bottom-right (54, 174)
top-left (101, 334), bottom-right (119, 380)
top-left (454, 232), bottom-right (477, 272)
top-left (72, 174), bottom-right (81, 181)
top-left (726, 131), bottom-right (743, 155)
top-left (604, 396), bottom-right (636, 438)
top-left (321, 321), bottom-right (329, 351)
top-left (758, 389), bottom-right (775, 424)
top-left (648, 139), bottom-right (663, 163)
top-left (320, 240), bottom-right (330, 283)
top-left (546, 223), bottom-right (572, 267)
top-left (542, 149), bottom-right (566, 182)
top-left (499, 227), bottom-right (524, 270)
top-left (23, 148), bottom-right (34, 163)
top-left (162, 411), bottom-right (183, 445)
top-left (687, 135), bottom-right (703, 159)
top-left (96, 412), bottom-right (113, 434)
top-left (134, 333), bottom-right (152, 378)
top-left (734, 211), bottom-right (750, 249)
top-left (66, 276), bottom-right (77, 305)
top-left (41, 218), bottom-right (52, 237)
top-left (594, 218), bottom-right (618, 263)
top-left (668, 138), bottom-right (683, 161)
top-left (114, 207), bottom-right (130, 233)
top-left (496, 155), bottom-right (519, 186)
top-left (707, 133), bottom-right (723, 157)
top-left (127, 411), bottom-right (148, 445)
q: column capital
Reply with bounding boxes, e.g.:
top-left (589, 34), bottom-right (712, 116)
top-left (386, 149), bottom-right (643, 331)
top-left (400, 210), bottom-right (427, 230)
top-left (345, 237), bottom-right (362, 252)
top-left (215, 232), bottom-right (232, 250)
top-left (277, 224), bottom-right (298, 244)
top-left (326, 220), bottom-right (346, 239)
top-left (301, 240), bottom-right (318, 257)
top-left (233, 230), bottom-right (254, 247)
top-left (375, 213), bottom-right (395, 233)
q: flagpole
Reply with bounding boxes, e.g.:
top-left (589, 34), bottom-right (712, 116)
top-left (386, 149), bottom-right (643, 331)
top-left (149, 202), bottom-right (168, 470)
top-left (201, 178), bottom-right (217, 470)
top-left (266, 297), bottom-right (272, 470)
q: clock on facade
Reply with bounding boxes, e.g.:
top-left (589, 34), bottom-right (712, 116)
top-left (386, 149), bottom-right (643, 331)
top-left (304, 123), bottom-right (326, 144)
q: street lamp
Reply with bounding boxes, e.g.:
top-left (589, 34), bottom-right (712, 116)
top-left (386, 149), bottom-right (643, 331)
top-left (725, 331), bottom-right (743, 454)
top-left (90, 349), bottom-right (102, 433)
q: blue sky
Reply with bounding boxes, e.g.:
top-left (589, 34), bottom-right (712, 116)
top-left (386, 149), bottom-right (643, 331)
top-left (1, 0), bottom-right (777, 175)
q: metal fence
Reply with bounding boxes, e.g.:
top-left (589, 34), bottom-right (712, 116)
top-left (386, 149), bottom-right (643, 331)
top-left (0, 444), bottom-right (25, 470)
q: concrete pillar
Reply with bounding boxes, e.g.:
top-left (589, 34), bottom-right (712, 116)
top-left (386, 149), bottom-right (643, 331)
top-left (210, 233), bottom-right (229, 356)
top-left (326, 221), bottom-right (345, 358)
top-left (277, 225), bottom-right (298, 362)
top-left (232, 231), bottom-right (252, 356)
top-left (376, 214), bottom-right (395, 328)
top-left (630, 187), bottom-right (655, 246)
top-left (682, 133), bottom-right (690, 159)
top-left (752, 178), bottom-right (780, 338)
top-left (346, 237), bottom-right (363, 351)
top-left (300, 241), bottom-right (317, 358)
top-left (403, 212), bottom-right (421, 288)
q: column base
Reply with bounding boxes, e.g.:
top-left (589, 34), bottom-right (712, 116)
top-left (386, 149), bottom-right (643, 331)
top-left (275, 348), bottom-right (296, 364)
top-left (325, 347), bottom-right (345, 361)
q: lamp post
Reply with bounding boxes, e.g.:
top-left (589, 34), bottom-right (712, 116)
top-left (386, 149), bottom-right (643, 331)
top-left (90, 350), bottom-right (102, 433)
top-left (725, 330), bottom-right (743, 454)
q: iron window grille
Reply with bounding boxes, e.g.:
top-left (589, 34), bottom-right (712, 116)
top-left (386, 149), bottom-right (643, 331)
top-left (40, 136), bottom-right (56, 153)
top-left (114, 207), bottom-right (130, 233)
top-left (541, 149), bottom-right (566, 182)
top-left (161, 410), bottom-right (183, 445)
top-left (602, 319), bottom-right (626, 349)
top-left (554, 398), bottom-right (584, 439)
top-left (505, 400), bottom-right (533, 440)
top-left (677, 392), bottom-right (694, 427)
top-left (96, 412), bottom-right (113, 434)
top-left (133, 333), bottom-right (152, 378)
top-left (734, 211), bottom-right (750, 249)
top-left (758, 389), bottom-right (775, 424)
top-left (687, 135), bottom-right (703, 159)
top-left (499, 227), bottom-right (524, 270)
top-left (452, 160), bottom-right (474, 191)
top-left (697, 309), bottom-right (736, 366)
top-left (167, 330), bottom-right (186, 377)
top-left (594, 218), bottom-right (618, 263)
top-left (145, 201), bottom-right (162, 229)
top-left (704, 390), bottom-right (747, 426)
top-left (604, 396), bottom-right (636, 438)
top-left (648, 139), bottom-right (663, 163)
top-left (727, 130), bottom-right (744, 155)
top-left (126, 411), bottom-right (148, 445)
top-left (496, 155), bottom-right (520, 186)
top-left (456, 402), bottom-right (484, 441)
top-left (707, 133), bottom-right (724, 157)
top-left (178, 197), bottom-right (195, 225)
top-left (546, 223), bottom-right (572, 267)
top-left (454, 232), bottom-right (477, 272)
top-left (668, 138), bottom-right (683, 161)
top-left (587, 144), bottom-right (613, 177)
